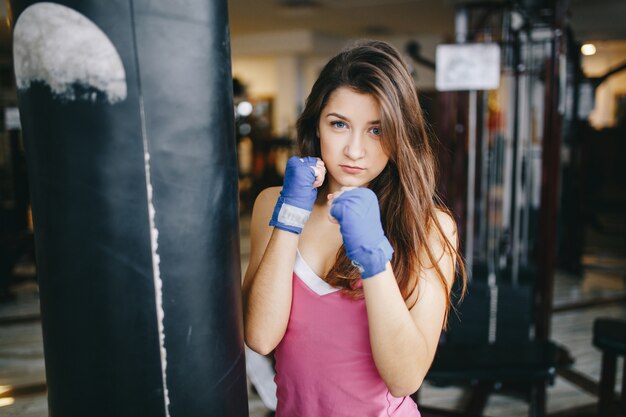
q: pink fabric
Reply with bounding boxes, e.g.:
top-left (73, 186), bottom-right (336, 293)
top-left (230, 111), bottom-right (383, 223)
top-left (274, 268), bottom-right (420, 417)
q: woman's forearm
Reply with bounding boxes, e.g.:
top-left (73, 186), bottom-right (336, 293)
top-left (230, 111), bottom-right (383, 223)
top-left (243, 229), bottom-right (299, 355)
top-left (363, 264), bottom-right (434, 397)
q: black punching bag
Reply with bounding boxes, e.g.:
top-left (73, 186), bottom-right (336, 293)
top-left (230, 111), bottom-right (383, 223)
top-left (9, 1), bottom-right (248, 416)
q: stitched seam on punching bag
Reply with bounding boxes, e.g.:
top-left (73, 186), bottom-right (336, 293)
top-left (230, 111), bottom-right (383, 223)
top-left (128, 1), bottom-right (172, 415)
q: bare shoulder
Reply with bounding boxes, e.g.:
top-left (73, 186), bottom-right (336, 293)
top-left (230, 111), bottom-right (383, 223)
top-left (415, 208), bottom-right (458, 283)
top-left (432, 208), bottom-right (458, 247)
top-left (252, 187), bottom-right (281, 219)
top-left (249, 187), bottom-right (281, 239)
top-left (255, 186), bottom-right (282, 205)
top-left (405, 211), bottom-right (460, 350)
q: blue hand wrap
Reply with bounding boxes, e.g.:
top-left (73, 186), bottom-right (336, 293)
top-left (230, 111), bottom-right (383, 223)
top-left (330, 188), bottom-right (393, 278)
top-left (269, 156), bottom-right (318, 234)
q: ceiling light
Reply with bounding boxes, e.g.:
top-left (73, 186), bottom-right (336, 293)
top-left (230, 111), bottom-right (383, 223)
top-left (0, 397), bottom-right (15, 407)
top-left (237, 101), bottom-right (253, 117)
top-left (581, 43), bottom-right (596, 56)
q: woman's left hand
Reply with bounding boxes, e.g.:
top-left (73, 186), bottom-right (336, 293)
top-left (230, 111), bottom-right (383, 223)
top-left (328, 187), bottom-right (393, 278)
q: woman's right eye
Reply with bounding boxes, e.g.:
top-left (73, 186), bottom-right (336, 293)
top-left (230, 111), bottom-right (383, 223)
top-left (331, 121), bottom-right (347, 129)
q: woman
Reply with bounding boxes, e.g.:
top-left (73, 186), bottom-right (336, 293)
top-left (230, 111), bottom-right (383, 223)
top-left (242, 40), bottom-right (465, 417)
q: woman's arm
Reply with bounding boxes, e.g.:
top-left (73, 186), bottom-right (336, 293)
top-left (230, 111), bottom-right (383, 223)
top-left (329, 188), bottom-right (456, 396)
top-left (363, 210), bottom-right (457, 397)
top-left (242, 156), bottom-right (326, 355)
top-left (242, 187), bottom-right (299, 355)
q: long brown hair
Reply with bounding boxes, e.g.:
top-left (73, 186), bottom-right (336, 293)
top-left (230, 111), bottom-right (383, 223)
top-left (297, 40), bottom-right (466, 321)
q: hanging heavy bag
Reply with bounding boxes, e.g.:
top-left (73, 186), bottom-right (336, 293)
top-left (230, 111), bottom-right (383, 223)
top-left (10, 1), bottom-right (248, 416)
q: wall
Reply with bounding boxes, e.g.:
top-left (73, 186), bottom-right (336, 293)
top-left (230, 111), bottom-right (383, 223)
top-left (231, 56), bottom-right (277, 99)
top-left (231, 30), bottom-right (347, 136)
top-left (231, 31), bottom-right (443, 137)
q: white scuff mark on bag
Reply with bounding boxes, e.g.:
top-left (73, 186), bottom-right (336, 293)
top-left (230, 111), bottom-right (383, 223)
top-left (13, 2), bottom-right (127, 103)
top-left (144, 146), bottom-right (171, 416)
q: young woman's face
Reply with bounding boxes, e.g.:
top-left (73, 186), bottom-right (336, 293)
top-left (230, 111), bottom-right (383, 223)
top-left (318, 87), bottom-right (389, 193)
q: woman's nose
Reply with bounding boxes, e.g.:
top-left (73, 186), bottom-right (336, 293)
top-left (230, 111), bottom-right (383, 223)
top-left (344, 132), bottom-right (365, 160)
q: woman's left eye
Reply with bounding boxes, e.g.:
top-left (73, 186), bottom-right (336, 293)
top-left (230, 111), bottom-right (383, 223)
top-left (369, 126), bottom-right (382, 136)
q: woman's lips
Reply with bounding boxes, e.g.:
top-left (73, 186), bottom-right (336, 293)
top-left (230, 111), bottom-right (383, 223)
top-left (340, 165), bottom-right (365, 174)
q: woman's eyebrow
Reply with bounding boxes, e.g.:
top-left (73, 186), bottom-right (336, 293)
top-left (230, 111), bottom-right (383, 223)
top-left (325, 112), bottom-right (380, 124)
top-left (325, 112), bottom-right (349, 121)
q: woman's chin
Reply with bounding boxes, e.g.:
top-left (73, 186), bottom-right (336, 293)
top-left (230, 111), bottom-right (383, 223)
top-left (336, 179), bottom-right (370, 189)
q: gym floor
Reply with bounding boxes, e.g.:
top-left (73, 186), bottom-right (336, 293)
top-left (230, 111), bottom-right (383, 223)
top-left (1, 208), bottom-right (624, 417)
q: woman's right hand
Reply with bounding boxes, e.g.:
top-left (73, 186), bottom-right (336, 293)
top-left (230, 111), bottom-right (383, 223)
top-left (269, 156), bottom-right (325, 234)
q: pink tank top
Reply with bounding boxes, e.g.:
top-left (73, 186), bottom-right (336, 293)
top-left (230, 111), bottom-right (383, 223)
top-left (274, 251), bottom-right (420, 417)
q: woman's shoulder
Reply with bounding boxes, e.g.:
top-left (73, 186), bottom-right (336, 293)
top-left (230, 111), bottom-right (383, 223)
top-left (256, 186), bottom-right (282, 201)
top-left (415, 208), bottom-right (458, 269)
top-left (254, 186), bottom-right (281, 210)
top-left (250, 187), bottom-right (281, 223)
top-left (431, 208), bottom-right (457, 242)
